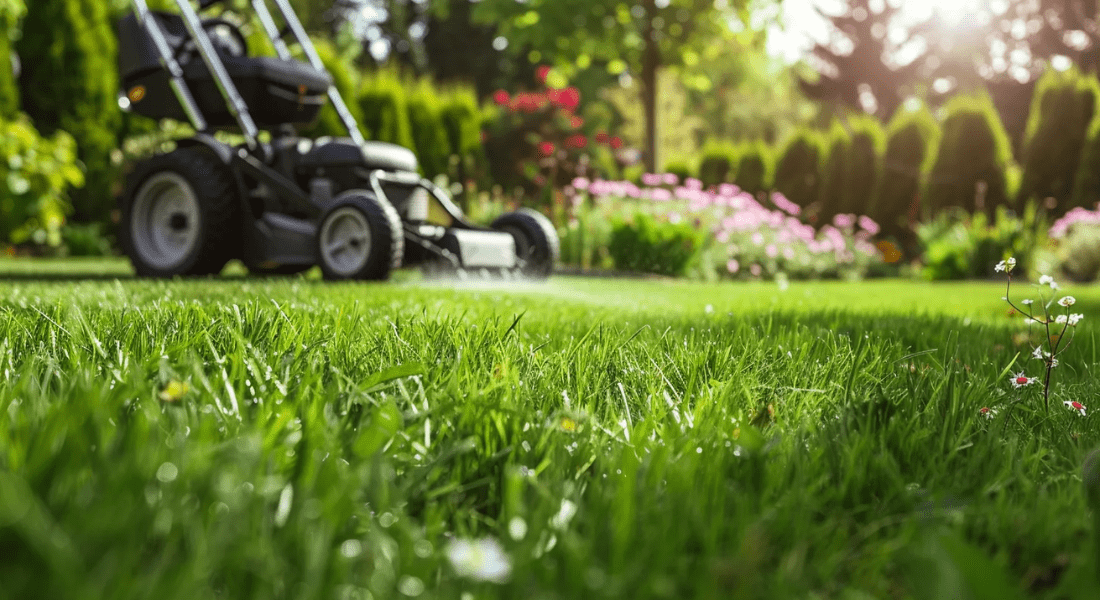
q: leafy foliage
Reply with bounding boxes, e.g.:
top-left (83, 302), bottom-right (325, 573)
top-left (0, 115), bottom-right (85, 247)
top-left (917, 203), bottom-right (1045, 280)
top-left (359, 71), bottom-right (416, 150)
top-left (842, 114), bottom-right (885, 218)
top-left (608, 212), bottom-right (704, 276)
top-left (302, 39), bottom-right (364, 140)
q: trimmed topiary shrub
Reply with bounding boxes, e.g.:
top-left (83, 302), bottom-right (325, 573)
top-left (1018, 67), bottom-right (1098, 216)
top-left (842, 114), bottom-right (885, 218)
top-left (406, 82), bottom-right (450, 180)
top-left (924, 92), bottom-right (1014, 217)
top-left (663, 160), bottom-right (694, 184)
top-left (697, 143), bottom-right (738, 188)
top-left (816, 121), bottom-right (851, 224)
top-left (17, 0), bottom-right (120, 224)
top-left (303, 39), bottom-right (364, 140)
top-left (608, 212), bottom-right (704, 276)
top-left (773, 129), bottom-right (825, 216)
top-left (873, 103), bottom-right (940, 245)
top-left (359, 71), bottom-right (414, 150)
top-left (735, 142), bottom-right (772, 197)
top-left (438, 87), bottom-right (484, 187)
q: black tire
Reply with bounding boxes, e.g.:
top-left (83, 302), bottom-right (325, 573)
top-left (492, 208), bottom-right (560, 280)
top-left (119, 148), bottom-right (240, 277)
top-left (317, 192), bottom-right (404, 281)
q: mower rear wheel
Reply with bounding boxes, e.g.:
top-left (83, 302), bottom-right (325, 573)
top-left (492, 208), bottom-right (560, 280)
top-left (121, 148), bottom-right (240, 277)
top-left (317, 193), bottom-right (404, 281)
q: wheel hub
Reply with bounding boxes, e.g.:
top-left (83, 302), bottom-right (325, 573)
top-left (131, 172), bottom-right (202, 270)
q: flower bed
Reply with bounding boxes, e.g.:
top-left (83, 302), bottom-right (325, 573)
top-left (561, 174), bottom-right (885, 281)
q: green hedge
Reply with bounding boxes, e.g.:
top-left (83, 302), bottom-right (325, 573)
top-left (697, 143), bottom-right (738, 188)
top-left (773, 129), bottom-right (824, 213)
top-left (304, 39), bottom-right (364, 140)
top-left (0, 0), bottom-right (22, 119)
top-left (735, 142), bottom-right (772, 197)
top-left (816, 121), bottom-right (851, 223)
top-left (873, 104), bottom-right (939, 242)
top-left (1018, 68), bottom-right (1098, 215)
top-left (924, 92), bottom-right (1013, 217)
top-left (608, 212), bottom-right (704, 276)
top-left (842, 114), bottom-right (885, 218)
top-left (406, 82), bottom-right (450, 179)
top-left (359, 71), bottom-right (415, 150)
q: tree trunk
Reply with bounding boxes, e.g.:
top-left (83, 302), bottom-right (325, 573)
top-left (641, 0), bottom-right (660, 173)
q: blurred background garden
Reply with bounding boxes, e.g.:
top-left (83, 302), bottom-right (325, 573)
top-left (6, 0), bottom-right (1100, 283)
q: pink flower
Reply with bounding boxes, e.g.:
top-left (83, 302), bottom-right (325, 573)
top-left (727, 259), bottom-right (740, 274)
top-left (572, 177), bottom-right (591, 191)
top-left (766, 244), bottom-right (779, 258)
top-left (750, 263), bottom-right (762, 277)
top-left (642, 173), bottom-right (662, 187)
top-left (833, 213), bottom-right (856, 229)
top-left (662, 173), bottom-right (680, 186)
top-left (718, 183), bottom-right (740, 197)
top-left (783, 247), bottom-right (796, 260)
top-left (858, 215), bottom-right (880, 236)
top-left (752, 232), bottom-right (765, 246)
top-left (493, 90), bottom-right (510, 105)
top-left (538, 141), bottom-right (556, 157)
top-left (669, 212), bottom-right (682, 224)
top-left (685, 178), bottom-right (703, 191)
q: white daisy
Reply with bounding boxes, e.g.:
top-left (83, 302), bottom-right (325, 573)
top-left (1064, 400), bottom-right (1087, 417)
top-left (1059, 296), bottom-right (1076, 307)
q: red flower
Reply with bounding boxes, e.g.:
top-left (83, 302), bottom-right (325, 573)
top-left (565, 134), bottom-right (588, 149)
top-left (538, 141), bottom-right (556, 157)
top-left (610, 136), bottom-right (623, 149)
top-left (493, 90), bottom-right (509, 105)
top-left (569, 115), bottom-right (584, 129)
top-left (536, 65), bottom-right (552, 84)
top-left (595, 131), bottom-right (610, 143)
top-left (547, 86), bottom-right (581, 112)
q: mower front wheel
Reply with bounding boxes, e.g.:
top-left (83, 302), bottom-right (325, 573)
top-left (317, 193), bottom-right (404, 281)
top-left (492, 208), bottom-right (560, 280)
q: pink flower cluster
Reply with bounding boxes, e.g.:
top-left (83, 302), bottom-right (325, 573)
top-left (1049, 204), bottom-right (1100, 239)
top-left (570, 175), bottom-right (883, 278)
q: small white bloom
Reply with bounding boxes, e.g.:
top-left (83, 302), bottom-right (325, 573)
top-left (1059, 296), bottom-right (1076, 307)
top-left (1039, 275), bottom-right (1055, 287)
top-left (445, 537), bottom-right (513, 583)
top-left (1022, 299), bottom-right (1033, 305)
top-left (1050, 357), bottom-right (1059, 368)
top-left (1056, 315), bottom-right (1069, 325)
top-left (1069, 313), bottom-right (1084, 326)
top-left (1032, 346), bottom-right (1044, 360)
top-left (979, 407), bottom-right (998, 419)
top-left (1010, 371), bottom-right (1036, 388)
top-left (995, 257), bottom-right (1017, 272)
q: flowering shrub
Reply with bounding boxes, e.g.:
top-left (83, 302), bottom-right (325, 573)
top-left (565, 174), bottom-right (883, 280)
top-left (916, 204), bottom-right (1046, 280)
top-left (482, 68), bottom-right (623, 196)
top-left (983, 258), bottom-right (1087, 421)
top-left (1049, 203), bottom-right (1100, 282)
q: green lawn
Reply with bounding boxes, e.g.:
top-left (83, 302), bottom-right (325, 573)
top-left (2, 258), bottom-right (1100, 599)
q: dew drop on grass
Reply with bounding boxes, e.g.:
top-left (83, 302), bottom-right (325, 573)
top-left (398, 576), bottom-right (424, 597)
top-left (414, 539), bottom-right (433, 557)
top-left (508, 517), bottom-right (527, 541)
top-left (156, 462), bottom-right (178, 483)
top-left (340, 539), bottom-right (363, 558)
top-left (379, 512), bottom-right (398, 528)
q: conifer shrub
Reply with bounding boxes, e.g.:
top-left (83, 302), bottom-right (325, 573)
top-left (16, 0), bottom-right (120, 224)
top-left (735, 142), bottom-right (772, 197)
top-left (663, 160), bottom-right (694, 183)
top-left (406, 83), bottom-right (450, 180)
top-left (873, 104), bottom-right (939, 245)
top-left (773, 129), bottom-right (824, 216)
top-left (303, 40), bottom-right (364, 140)
top-left (359, 71), bottom-right (414, 150)
top-left (697, 143), bottom-right (738, 188)
top-left (816, 121), bottom-right (851, 224)
top-left (1018, 68), bottom-right (1098, 215)
top-left (843, 114), bottom-right (885, 218)
top-left (924, 92), bottom-right (1014, 217)
top-left (0, 0), bottom-right (22, 119)
top-left (1071, 116), bottom-right (1100, 214)
top-left (438, 87), bottom-right (485, 186)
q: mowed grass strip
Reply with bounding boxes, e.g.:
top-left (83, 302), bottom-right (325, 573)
top-left (1, 261), bottom-right (1099, 598)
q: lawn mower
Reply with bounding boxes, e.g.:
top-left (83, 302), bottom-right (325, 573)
top-left (116, 0), bottom-right (559, 280)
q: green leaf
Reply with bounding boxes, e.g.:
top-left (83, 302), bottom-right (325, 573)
top-left (361, 362), bottom-right (425, 391)
top-left (353, 399), bottom-right (403, 458)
